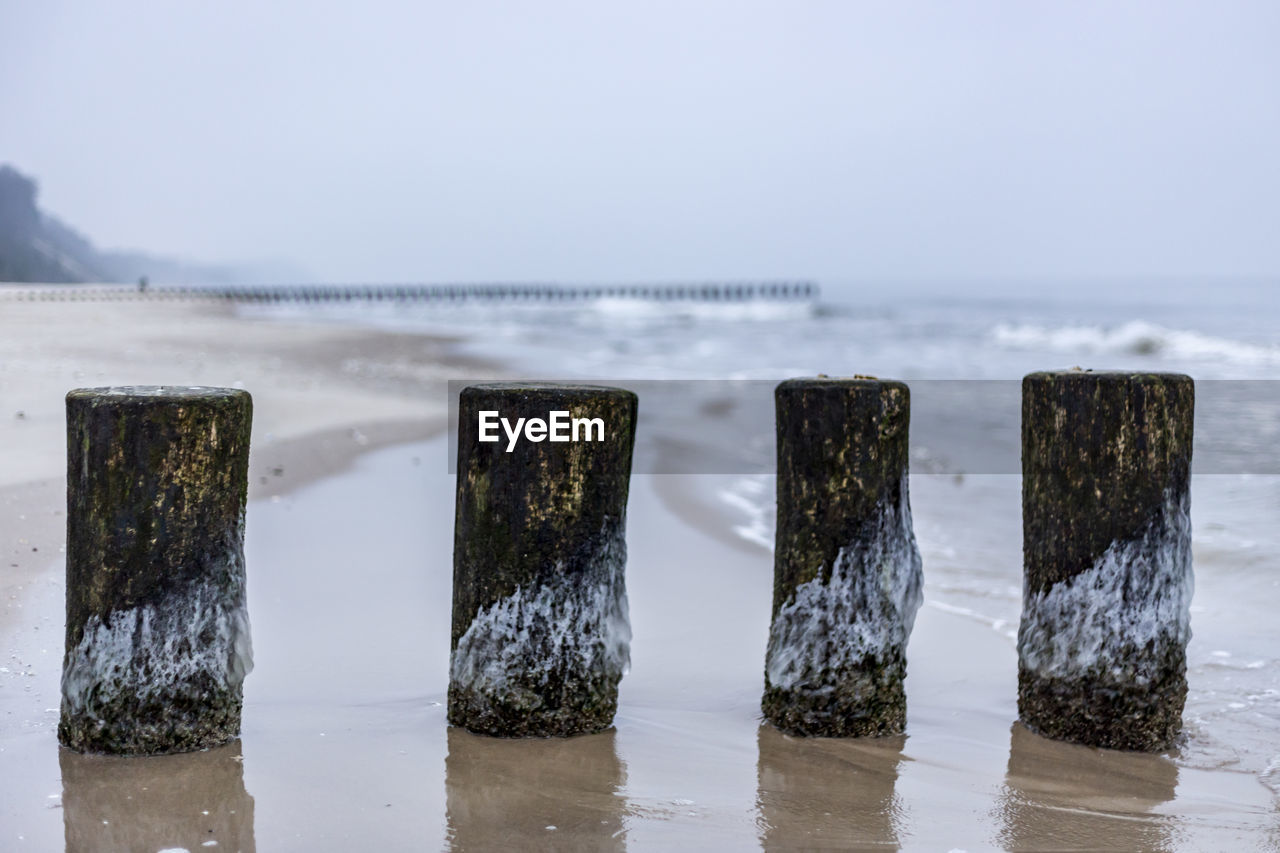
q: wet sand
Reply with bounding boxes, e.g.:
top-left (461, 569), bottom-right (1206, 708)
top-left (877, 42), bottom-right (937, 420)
top-left (2, 298), bottom-right (1278, 851)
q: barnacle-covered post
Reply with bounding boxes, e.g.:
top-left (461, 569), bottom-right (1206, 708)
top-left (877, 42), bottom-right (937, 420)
top-left (1019, 370), bottom-right (1194, 751)
top-left (763, 377), bottom-right (923, 737)
top-left (60, 386), bottom-right (253, 755)
top-left (450, 382), bottom-right (637, 736)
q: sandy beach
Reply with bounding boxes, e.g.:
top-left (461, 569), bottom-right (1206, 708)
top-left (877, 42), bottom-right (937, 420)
top-left (2, 294), bottom-right (1278, 851)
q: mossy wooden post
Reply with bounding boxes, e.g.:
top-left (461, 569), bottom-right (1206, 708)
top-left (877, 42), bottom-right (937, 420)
top-left (1019, 370), bottom-right (1194, 751)
top-left (60, 386), bottom-right (253, 755)
top-left (450, 382), bottom-right (637, 737)
top-left (763, 377), bottom-right (923, 737)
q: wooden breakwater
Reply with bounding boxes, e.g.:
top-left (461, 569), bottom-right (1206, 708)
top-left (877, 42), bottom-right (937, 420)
top-left (53, 371), bottom-right (1199, 754)
top-left (0, 280), bottom-right (817, 304)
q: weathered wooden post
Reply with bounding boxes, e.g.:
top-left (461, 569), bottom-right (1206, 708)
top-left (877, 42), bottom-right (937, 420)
top-left (60, 386), bottom-right (253, 755)
top-left (450, 382), bottom-right (637, 736)
top-left (763, 377), bottom-right (923, 737)
top-left (1019, 370), bottom-right (1194, 751)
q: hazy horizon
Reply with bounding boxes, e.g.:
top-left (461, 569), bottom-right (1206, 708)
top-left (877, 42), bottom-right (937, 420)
top-left (5, 2), bottom-right (1278, 284)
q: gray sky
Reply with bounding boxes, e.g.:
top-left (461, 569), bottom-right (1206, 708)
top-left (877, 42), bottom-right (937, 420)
top-left (3, 1), bottom-right (1278, 283)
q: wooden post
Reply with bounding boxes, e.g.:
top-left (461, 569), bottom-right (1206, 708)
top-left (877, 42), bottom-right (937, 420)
top-left (1019, 370), bottom-right (1194, 751)
top-left (60, 386), bottom-right (253, 755)
top-left (450, 383), bottom-right (637, 736)
top-left (763, 377), bottom-right (923, 737)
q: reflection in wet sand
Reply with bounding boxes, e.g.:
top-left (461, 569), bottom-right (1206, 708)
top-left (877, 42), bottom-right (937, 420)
top-left (60, 739), bottom-right (255, 852)
top-left (445, 726), bottom-right (627, 851)
top-left (997, 722), bottom-right (1179, 852)
top-left (755, 723), bottom-right (906, 850)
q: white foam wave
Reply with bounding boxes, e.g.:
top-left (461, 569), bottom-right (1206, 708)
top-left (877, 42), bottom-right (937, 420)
top-left (992, 319), bottom-right (1280, 366)
top-left (925, 599), bottom-right (1017, 642)
top-left (717, 475), bottom-right (775, 551)
top-left (1262, 755), bottom-right (1280, 798)
top-left (587, 297), bottom-right (814, 324)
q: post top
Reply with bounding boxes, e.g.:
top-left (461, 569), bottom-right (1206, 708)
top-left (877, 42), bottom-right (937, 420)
top-left (461, 382), bottom-right (636, 398)
top-left (1023, 369), bottom-right (1193, 384)
top-left (67, 386), bottom-right (251, 404)
top-left (776, 375), bottom-right (908, 391)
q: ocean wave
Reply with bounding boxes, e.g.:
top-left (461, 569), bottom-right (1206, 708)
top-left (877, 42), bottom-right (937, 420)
top-left (587, 297), bottom-right (815, 324)
top-left (716, 474), bottom-right (775, 550)
top-left (991, 320), bottom-right (1280, 366)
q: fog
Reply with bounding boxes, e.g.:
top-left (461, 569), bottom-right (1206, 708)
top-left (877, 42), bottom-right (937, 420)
top-left (4, 1), bottom-right (1278, 284)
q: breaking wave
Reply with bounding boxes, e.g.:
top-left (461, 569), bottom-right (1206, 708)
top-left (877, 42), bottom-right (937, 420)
top-left (992, 320), bottom-right (1280, 367)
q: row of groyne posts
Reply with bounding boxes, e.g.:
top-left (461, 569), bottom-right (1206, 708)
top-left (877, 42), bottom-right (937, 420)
top-left (1, 281), bottom-right (817, 304)
top-left (58, 370), bottom-right (1192, 756)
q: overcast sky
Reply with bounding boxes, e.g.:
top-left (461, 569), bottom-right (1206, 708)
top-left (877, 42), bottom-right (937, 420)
top-left (3, 2), bottom-right (1278, 283)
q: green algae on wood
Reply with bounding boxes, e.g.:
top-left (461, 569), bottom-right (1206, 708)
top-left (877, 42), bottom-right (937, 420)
top-left (60, 386), bottom-right (253, 755)
top-left (1018, 370), bottom-right (1194, 752)
top-left (763, 378), bottom-right (923, 737)
top-left (449, 383), bottom-right (637, 737)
